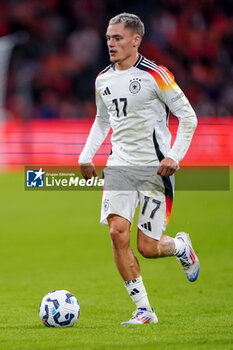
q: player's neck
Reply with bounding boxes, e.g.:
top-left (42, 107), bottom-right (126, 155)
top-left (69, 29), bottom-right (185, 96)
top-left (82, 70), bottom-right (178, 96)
top-left (115, 52), bottom-right (139, 71)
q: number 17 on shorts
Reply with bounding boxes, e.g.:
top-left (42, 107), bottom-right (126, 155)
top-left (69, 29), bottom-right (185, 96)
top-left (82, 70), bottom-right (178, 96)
top-left (138, 191), bottom-right (169, 241)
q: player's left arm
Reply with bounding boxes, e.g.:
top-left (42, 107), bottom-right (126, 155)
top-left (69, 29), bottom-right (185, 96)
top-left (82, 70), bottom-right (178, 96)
top-left (155, 67), bottom-right (197, 176)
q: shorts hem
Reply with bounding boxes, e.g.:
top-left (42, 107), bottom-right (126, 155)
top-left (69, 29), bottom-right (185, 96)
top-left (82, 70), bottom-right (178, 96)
top-left (137, 224), bottom-right (162, 241)
top-left (100, 212), bottom-right (132, 226)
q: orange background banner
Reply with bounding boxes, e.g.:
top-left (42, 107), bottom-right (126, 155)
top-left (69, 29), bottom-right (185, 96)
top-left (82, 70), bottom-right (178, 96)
top-left (0, 117), bottom-right (232, 170)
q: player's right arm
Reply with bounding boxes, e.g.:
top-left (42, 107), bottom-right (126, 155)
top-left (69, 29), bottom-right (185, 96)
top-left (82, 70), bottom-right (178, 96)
top-left (79, 86), bottom-right (110, 180)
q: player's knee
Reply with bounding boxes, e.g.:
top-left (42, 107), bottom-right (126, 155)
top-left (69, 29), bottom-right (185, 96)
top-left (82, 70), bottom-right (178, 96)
top-left (109, 227), bottom-right (129, 250)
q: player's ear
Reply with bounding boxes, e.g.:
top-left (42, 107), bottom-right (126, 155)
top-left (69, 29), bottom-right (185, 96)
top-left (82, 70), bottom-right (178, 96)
top-left (133, 34), bottom-right (141, 48)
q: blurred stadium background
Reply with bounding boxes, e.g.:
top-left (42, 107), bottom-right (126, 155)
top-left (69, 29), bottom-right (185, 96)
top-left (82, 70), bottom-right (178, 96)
top-left (0, 0), bottom-right (232, 169)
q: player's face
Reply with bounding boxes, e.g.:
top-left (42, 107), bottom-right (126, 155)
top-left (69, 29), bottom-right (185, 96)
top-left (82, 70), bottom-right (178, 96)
top-left (106, 23), bottom-right (140, 64)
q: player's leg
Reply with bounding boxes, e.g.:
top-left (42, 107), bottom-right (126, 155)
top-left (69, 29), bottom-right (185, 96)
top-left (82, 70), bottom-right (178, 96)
top-left (137, 229), bottom-right (175, 258)
top-left (101, 189), bottom-right (140, 281)
top-left (137, 229), bottom-right (199, 281)
top-left (107, 214), bottom-right (158, 324)
top-left (137, 228), bottom-right (195, 260)
top-left (137, 189), bottom-right (200, 281)
top-left (107, 214), bottom-right (140, 281)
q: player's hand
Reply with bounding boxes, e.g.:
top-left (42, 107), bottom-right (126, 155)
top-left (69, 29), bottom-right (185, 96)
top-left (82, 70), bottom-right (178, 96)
top-left (157, 157), bottom-right (178, 177)
top-left (80, 162), bottom-right (98, 180)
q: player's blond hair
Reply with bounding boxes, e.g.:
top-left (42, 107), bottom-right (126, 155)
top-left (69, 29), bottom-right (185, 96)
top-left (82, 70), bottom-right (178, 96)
top-left (109, 13), bottom-right (145, 38)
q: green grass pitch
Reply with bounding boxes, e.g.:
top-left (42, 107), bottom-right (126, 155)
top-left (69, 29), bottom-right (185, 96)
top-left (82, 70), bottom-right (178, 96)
top-left (0, 171), bottom-right (232, 350)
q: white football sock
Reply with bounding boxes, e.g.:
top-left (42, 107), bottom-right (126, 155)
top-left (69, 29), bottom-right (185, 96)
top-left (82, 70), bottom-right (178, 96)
top-left (173, 237), bottom-right (186, 256)
top-left (124, 276), bottom-right (151, 309)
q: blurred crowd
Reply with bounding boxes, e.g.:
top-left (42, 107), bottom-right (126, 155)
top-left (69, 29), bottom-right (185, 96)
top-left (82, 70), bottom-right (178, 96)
top-left (0, 0), bottom-right (232, 120)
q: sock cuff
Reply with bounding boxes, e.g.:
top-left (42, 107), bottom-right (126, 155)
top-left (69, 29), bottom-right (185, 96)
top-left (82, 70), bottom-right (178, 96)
top-left (124, 275), bottom-right (142, 287)
top-left (124, 275), bottom-right (150, 308)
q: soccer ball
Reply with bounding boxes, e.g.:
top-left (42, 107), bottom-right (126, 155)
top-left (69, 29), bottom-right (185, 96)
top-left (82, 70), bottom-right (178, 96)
top-left (39, 289), bottom-right (80, 327)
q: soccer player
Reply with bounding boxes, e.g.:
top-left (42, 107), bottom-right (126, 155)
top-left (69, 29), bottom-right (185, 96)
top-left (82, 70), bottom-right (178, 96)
top-left (79, 13), bottom-right (199, 325)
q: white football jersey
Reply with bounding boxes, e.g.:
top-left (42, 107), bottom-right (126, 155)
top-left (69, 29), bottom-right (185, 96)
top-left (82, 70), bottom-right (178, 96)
top-left (79, 55), bottom-right (197, 166)
top-left (94, 55), bottom-right (196, 166)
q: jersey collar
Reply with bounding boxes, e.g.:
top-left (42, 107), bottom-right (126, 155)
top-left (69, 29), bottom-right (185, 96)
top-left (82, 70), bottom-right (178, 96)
top-left (134, 54), bottom-right (143, 67)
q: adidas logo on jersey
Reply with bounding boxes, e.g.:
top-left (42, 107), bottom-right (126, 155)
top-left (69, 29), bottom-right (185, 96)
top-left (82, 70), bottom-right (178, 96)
top-left (141, 222), bottom-right (152, 231)
top-left (103, 87), bottom-right (111, 96)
